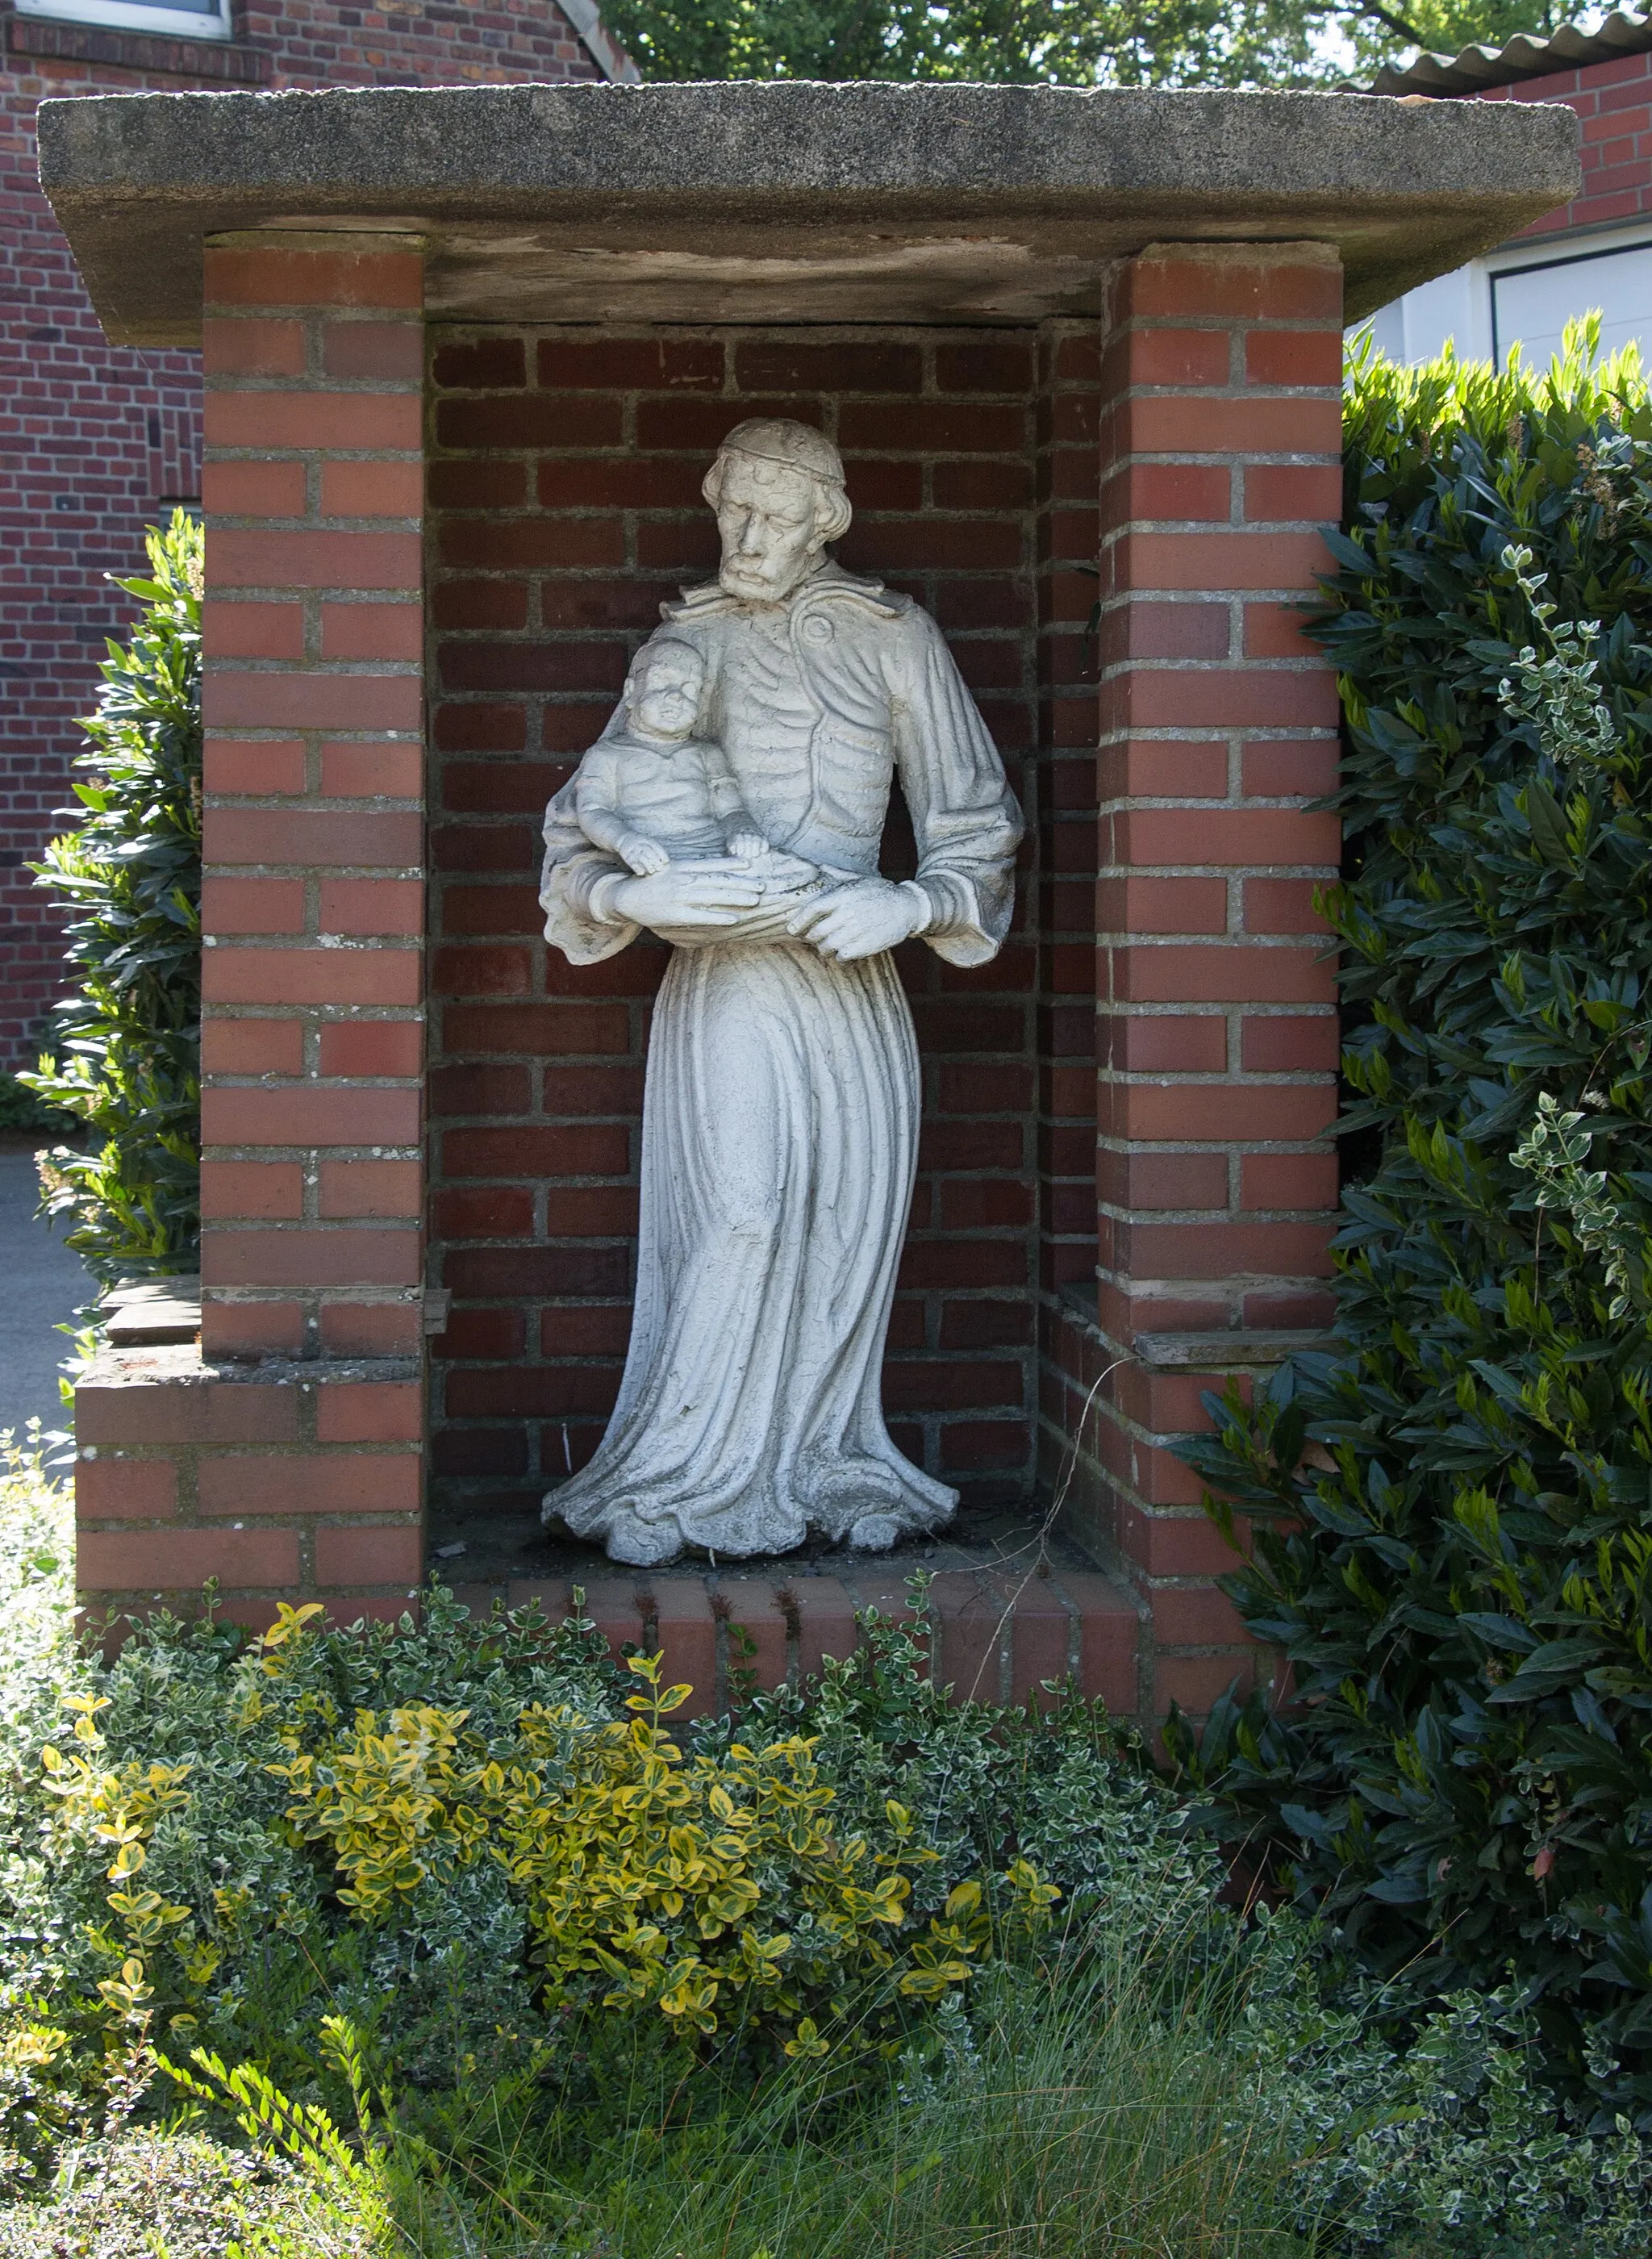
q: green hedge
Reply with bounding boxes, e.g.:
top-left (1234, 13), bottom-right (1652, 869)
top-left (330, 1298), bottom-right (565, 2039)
top-left (1177, 325), bottom-right (1652, 2123)
top-left (22, 512), bottom-right (202, 1280)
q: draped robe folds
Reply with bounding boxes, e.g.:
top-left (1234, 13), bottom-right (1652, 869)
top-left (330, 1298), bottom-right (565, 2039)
top-left (538, 562), bottom-right (1023, 1564)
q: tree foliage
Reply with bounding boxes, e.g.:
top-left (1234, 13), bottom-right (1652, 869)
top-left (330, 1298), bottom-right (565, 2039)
top-left (21, 512), bottom-right (202, 1281)
top-left (595, 0), bottom-right (1595, 90)
top-left (1343, 0), bottom-right (1596, 84)
top-left (598, 0), bottom-right (1320, 86)
top-left (1174, 323), bottom-right (1652, 2125)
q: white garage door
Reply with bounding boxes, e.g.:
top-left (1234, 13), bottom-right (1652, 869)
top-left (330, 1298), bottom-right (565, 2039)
top-left (1493, 242), bottom-right (1652, 369)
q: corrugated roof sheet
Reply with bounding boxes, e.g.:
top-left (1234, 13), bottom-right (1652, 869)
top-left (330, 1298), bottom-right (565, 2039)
top-left (1368, 6), bottom-right (1652, 95)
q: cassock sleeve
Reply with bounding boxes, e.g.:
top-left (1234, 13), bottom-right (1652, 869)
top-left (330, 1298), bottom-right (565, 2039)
top-left (540, 771), bottom-right (639, 965)
top-left (887, 607), bottom-right (1024, 967)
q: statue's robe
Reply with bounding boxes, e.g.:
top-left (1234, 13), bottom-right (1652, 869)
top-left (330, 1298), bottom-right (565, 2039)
top-left (539, 562), bottom-right (1023, 1563)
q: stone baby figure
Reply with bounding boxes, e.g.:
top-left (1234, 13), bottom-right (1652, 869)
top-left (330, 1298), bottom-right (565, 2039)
top-left (574, 637), bottom-right (769, 875)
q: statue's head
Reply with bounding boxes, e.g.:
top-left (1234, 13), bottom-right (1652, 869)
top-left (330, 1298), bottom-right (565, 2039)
top-left (624, 637), bottom-right (703, 742)
top-left (703, 420), bottom-right (852, 604)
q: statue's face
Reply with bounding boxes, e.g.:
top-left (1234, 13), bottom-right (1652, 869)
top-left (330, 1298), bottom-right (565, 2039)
top-left (713, 453), bottom-right (824, 603)
top-left (629, 646), bottom-right (702, 741)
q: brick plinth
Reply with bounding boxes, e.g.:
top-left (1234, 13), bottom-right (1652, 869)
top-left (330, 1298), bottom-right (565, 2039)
top-left (451, 1561), bottom-right (1138, 1718)
top-left (1039, 242), bottom-right (1342, 1716)
top-left (74, 1345), bottom-right (423, 1629)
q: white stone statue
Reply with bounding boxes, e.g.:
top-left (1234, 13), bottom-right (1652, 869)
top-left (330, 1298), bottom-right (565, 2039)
top-left (539, 417), bottom-right (1022, 1566)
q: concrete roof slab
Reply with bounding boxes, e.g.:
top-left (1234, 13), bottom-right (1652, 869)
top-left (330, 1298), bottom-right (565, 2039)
top-left (36, 79), bottom-right (1581, 344)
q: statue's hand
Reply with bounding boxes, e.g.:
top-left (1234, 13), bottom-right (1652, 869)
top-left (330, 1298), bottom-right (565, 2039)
top-left (619, 833), bottom-right (670, 877)
top-left (785, 875), bottom-right (920, 962)
top-left (611, 864), bottom-right (765, 929)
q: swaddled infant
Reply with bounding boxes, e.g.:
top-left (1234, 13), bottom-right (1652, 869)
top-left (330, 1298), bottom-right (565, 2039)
top-left (575, 638), bottom-right (769, 875)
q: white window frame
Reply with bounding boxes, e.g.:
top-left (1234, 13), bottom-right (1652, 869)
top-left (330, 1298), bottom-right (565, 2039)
top-left (15, 0), bottom-right (232, 40)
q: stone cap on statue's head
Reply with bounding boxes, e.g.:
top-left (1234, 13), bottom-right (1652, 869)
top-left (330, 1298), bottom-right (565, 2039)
top-left (714, 418), bottom-right (845, 491)
top-left (704, 419), bottom-right (853, 541)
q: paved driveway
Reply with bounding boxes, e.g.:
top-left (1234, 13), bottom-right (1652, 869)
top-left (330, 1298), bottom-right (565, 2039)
top-left (0, 1138), bottom-right (95, 1443)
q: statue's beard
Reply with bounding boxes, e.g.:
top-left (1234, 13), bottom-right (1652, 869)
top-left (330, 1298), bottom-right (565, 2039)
top-left (720, 560), bottom-right (786, 599)
top-left (718, 549), bottom-right (822, 603)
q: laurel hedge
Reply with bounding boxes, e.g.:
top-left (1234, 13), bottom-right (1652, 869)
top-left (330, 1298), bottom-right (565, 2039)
top-left (1175, 324), bottom-right (1652, 2126)
top-left (20, 511), bottom-right (201, 1280)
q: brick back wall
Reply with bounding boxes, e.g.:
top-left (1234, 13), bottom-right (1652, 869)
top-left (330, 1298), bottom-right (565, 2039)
top-left (1035, 326), bottom-right (1103, 1318)
top-left (424, 326), bottom-right (1043, 1530)
top-left (0, 0), bottom-right (599, 1071)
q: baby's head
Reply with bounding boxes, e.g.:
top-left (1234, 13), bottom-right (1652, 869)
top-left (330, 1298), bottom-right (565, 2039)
top-left (626, 639), bottom-right (703, 743)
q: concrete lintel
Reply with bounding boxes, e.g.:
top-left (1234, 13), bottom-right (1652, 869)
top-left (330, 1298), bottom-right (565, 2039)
top-left (35, 80), bottom-right (1579, 344)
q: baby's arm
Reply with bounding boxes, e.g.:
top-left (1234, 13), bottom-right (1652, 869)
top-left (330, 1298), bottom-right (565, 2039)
top-left (576, 754), bottom-right (670, 876)
top-left (703, 741), bottom-right (770, 860)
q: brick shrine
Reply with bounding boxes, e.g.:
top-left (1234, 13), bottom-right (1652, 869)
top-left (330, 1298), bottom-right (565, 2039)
top-left (40, 77), bottom-right (1577, 1718)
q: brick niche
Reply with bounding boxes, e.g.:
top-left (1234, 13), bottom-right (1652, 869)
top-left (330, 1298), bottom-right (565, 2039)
top-left (77, 229), bottom-right (1341, 1717)
top-left (425, 325), bottom-right (1048, 1530)
top-left (37, 57), bottom-right (1571, 1705)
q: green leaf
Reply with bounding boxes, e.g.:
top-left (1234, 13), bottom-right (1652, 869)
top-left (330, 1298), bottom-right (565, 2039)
top-left (1524, 779), bottom-right (1574, 866)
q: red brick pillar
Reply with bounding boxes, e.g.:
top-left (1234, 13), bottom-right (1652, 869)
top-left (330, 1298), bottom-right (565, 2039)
top-left (74, 234), bottom-right (429, 1629)
top-left (1089, 243), bottom-right (1344, 1714)
top-left (199, 233), bottom-right (426, 1365)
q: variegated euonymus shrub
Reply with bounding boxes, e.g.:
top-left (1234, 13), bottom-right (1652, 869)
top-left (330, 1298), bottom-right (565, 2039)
top-left (0, 1571), bottom-right (1167, 2197)
top-left (1177, 321), bottom-right (1652, 2123)
top-left (266, 1638), bottom-right (1059, 2059)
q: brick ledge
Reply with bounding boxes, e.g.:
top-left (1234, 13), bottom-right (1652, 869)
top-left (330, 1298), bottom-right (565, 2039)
top-left (1133, 1327), bottom-right (1342, 1369)
top-left (79, 1343), bottom-right (419, 1390)
top-left (1057, 1286), bottom-right (1339, 1370)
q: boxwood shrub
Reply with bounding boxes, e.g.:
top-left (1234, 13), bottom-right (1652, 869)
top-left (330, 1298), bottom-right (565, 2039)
top-left (1176, 324), bottom-right (1652, 2123)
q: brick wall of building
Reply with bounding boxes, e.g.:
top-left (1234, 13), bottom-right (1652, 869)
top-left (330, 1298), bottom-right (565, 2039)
top-left (1478, 49), bottom-right (1652, 244)
top-left (0, 0), bottom-right (601, 1072)
top-left (424, 326), bottom-right (1043, 1528)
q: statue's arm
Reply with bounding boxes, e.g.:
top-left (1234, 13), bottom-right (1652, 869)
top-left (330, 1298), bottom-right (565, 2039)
top-left (543, 771), bottom-right (770, 961)
top-left (889, 611), bottom-right (1025, 967)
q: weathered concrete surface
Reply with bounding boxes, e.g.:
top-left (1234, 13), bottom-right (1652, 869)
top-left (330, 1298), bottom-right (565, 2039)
top-left (38, 80), bottom-right (1579, 342)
